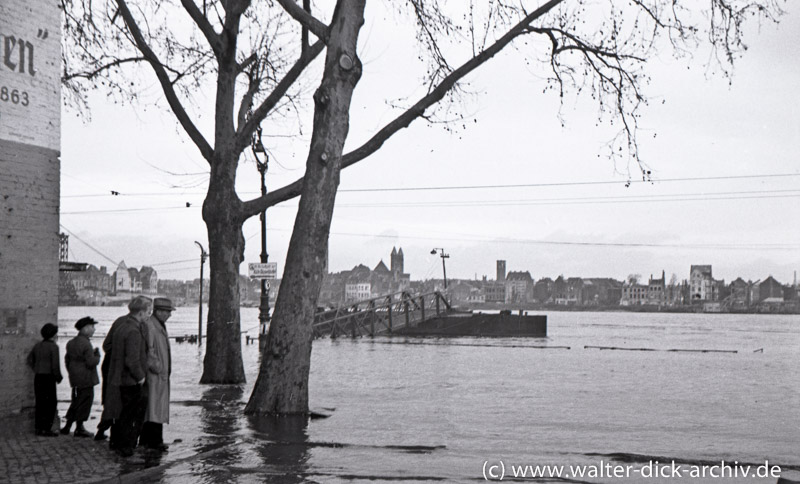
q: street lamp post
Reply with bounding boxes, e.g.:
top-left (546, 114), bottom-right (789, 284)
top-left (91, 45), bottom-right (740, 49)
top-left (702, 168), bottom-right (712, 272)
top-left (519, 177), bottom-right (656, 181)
top-left (194, 241), bottom-right (207, 346)
top-left (252, 127), bottom-right (270, 342)
top-left (430, 248), bottom-right (449, 290)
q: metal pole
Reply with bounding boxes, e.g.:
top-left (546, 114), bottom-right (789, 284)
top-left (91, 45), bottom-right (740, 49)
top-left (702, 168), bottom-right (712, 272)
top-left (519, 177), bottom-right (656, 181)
top-left (431, 248), bottom-right (449, 290)
top-left (257, 159), bottom-right (270, 340)
top-left (194, 241), bottom-right (207, 346)
top-left (252, 127), bottom-right (270, 345)
top-left (441, 255), bottom-right (448, 290)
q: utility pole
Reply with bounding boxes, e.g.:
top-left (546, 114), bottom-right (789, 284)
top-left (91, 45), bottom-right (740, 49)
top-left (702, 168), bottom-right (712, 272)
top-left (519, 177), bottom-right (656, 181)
top-left (430, 248), bottom-right (449, 290)
top-left (252, 127), bottom-right (270, 344)
top-left (194, 241), bottom-right (207, 346)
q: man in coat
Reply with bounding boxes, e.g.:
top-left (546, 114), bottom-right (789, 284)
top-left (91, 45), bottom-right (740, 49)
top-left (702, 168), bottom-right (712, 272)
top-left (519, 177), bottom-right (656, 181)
top-left (61, 317), bottom-right (101, 437)
top-left (140, 297), bottom-right (174, 452)
top-left (106, 296), bottom-right (151, 457)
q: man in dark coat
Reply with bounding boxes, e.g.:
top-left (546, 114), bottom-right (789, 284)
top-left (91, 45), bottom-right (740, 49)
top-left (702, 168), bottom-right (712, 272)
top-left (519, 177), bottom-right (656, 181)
top-left (27, 323), bottom-right (63, 436)
top-left (61, 317), bottom-right (101, 437)
top-left (104, 296), bottom-right (151, 456)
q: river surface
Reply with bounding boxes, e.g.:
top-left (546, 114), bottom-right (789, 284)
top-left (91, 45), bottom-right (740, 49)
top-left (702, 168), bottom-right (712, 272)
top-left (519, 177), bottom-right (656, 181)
top-left (55, 306), bottom-right (799, 483)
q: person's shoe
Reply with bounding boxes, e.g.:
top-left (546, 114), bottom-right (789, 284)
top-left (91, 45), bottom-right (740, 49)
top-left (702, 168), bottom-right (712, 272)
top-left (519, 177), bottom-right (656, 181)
top-left (94, 432), bottom-right (107, 441)
top-left (145, 443), bottom-right (169, 452)
top-left (115, 447), bottom-right (134, 457)
top-left (74, 428), bottom-right (92, 438)
top-left (59, 426), bottom-right (71, 435)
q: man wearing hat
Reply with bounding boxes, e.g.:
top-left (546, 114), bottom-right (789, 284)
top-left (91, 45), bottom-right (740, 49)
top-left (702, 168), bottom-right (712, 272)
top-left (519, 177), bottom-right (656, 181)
top-left (27, 323), bottom-right (63, 436)
top-left (140, 297), bottom-right (175, 451)
top-left (107, 296), bottom-right (152, 456)
top-left (62, 317), bottom-right (101, 437)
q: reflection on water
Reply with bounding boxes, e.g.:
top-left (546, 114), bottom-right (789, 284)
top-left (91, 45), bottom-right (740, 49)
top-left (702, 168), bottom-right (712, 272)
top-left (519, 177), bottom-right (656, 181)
top-left (247, 414), bottom-right (311, 484)
top-left (188, 385), bottom-right (245, 482)
top-left (55, 307), bottom-right (800, 483)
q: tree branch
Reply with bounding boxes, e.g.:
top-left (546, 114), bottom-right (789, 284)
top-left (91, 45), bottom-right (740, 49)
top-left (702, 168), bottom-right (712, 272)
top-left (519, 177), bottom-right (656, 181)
top-left (241, 0), bottom-right (566, 216)
top-left (340, 0), bottom-right (565, 168)
top-left (62, 56), bottom-right (147, 81)
top-left (235, 40), bottom-right (325, 155)
top-left (238, 53), bottom-right (258, 74)
top-left (236, 73), bottom-right (260, 134)
top-left (115, 0), bottom-right (214, 162)
top-left (180, 0), bottom-right (224, 56)
top-left (275, 0), bottom-right (329, 43)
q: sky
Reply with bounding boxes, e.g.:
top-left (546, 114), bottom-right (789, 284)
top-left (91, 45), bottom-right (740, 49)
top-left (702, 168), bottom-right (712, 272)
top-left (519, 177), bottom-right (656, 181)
top-left (59, 1), bottom-right (800, 286)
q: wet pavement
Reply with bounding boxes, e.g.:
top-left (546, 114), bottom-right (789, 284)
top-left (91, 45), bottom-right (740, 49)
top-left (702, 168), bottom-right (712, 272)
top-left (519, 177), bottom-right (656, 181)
top-left (0, 412), bottom-right (234, 484)
top-left (0, 385), bottom-right (318, 484)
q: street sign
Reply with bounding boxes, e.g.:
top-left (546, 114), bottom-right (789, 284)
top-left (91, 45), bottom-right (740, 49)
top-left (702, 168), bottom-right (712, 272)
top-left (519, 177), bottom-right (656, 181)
top-left (248, 262), bottom-right (277, 279)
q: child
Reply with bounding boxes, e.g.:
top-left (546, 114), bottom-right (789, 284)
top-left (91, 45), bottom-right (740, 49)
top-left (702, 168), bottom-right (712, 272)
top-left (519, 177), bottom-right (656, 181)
top-left (26, 323), bottom-right (63, 436)
top-left (61, 317), bottom-right (101, 437)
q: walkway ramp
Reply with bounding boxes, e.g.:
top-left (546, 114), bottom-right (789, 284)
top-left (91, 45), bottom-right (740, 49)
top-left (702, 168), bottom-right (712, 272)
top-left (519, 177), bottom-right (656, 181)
top-left (312, 291), bottom-right (452, 339)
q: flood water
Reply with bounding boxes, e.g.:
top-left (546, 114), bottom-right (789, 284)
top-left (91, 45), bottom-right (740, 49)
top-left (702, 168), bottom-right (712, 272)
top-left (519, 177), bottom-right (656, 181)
top-left (55, 306), bottom-right (799, 483)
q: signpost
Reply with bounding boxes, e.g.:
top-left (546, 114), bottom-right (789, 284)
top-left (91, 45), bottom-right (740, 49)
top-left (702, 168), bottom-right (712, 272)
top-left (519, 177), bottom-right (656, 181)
top-left (248, 261), bottom-right (276, 345)
top-left (248, 262), bottom-right (277, 280)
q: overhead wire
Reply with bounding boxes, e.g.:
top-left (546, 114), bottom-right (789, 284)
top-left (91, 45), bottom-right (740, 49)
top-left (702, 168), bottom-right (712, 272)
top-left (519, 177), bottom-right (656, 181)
top-left (323, 230), bottom-right (799, 251)
top-left (336, 189), bottom-right (800, 208)
top-left (60, 187), bottom-right (800, 214)
top-left (59, 172), bottom-right (800, 198)
top-left (337, 173), bottom-right (800, 192)
top-left (59, 225), bottom-right (120, 266)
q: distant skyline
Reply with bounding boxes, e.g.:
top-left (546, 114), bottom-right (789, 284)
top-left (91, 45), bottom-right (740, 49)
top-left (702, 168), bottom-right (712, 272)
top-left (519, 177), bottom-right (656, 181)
top-left (59, 2), bottom-right (800, 285)
top-left (85, 246), bottom-right (798, 289)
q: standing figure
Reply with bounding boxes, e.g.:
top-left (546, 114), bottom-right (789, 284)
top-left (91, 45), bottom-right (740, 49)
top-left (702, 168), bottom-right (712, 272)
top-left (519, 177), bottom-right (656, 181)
top-left (27, 323), bottom-right (63, 436)
top-left (140, 297), bottom-right (174, 452)
top-left (94, 304), bottom-right (127, 441)
top-left (61, 317), bottom-right (101, 437)
top-left (106, 296), bottom-right (151, 456)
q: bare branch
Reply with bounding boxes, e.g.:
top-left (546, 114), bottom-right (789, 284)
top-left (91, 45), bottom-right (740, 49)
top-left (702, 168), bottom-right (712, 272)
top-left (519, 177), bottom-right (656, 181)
top-left (115, 0), bottom-right (214, 162)
top-left (241, 0), bottom-right (567, 215)
top-left (275, 0), bottom-right (329, 43)
top-left (180, 0), bottom-right (224, 55)
top-left (236, 73), bottom-right (260, 133)
top-left (62, 56), bottom-right (147, 82)
top-left (235, 40), bottom-right (325, 156)
top-left (341, 1), bottom-right (566, 168)
top-left (238, 53), bottom-right (258, 74)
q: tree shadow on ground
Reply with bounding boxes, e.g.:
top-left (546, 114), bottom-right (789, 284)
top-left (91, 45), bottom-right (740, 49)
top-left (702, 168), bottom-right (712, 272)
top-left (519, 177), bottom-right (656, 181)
top-left (246, 413), bottom-right (312, 484)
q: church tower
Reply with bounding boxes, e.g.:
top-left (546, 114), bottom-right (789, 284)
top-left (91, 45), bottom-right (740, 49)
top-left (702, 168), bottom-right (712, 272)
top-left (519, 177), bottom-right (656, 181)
top-left (391, 247), bottom-right (404, 275)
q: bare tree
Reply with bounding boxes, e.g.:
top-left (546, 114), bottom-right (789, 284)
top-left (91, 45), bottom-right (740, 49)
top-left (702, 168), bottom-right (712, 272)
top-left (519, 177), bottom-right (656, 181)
top-left (61, 0), bottom-right (785, 413)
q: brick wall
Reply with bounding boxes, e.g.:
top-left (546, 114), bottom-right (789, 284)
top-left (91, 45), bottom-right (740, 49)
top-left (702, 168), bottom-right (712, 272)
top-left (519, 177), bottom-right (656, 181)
top-left (0, 138), bottom-right (60, 416)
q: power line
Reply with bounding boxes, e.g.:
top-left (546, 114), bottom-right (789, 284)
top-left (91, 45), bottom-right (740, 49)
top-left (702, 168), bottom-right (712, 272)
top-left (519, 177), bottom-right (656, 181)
top-left (337, 173), bottom-right (800, 192)
top-left (155, 265), bottom-right (202, 274)
top-left (337, 189), bottom-right (800, 208)
top-left (149, 258), bottom-right (198, 266)
top-left (60, 188), bottom-right (800, 214)
top-left (327, 231), bottom-right (799, 251)
top-left (61, 206), bottom-right (201, 215)
top-left (59, 173), bottom-right (800, 198)
top-left (251, 226), bottom-right (797, 251)
top-left (59, 225), bottom-right (120, 266)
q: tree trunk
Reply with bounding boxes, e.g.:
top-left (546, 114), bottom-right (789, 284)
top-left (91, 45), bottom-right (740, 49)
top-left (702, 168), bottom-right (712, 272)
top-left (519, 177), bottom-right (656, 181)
top-left (245, 0), bottom-right (366, 414)
top-left (200, 155), bottom-right (246, 383)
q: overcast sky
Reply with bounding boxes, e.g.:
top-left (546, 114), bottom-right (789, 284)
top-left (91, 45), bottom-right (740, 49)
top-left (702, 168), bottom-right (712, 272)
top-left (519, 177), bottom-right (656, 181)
top-left (59, 2), bottom-right (800, 285)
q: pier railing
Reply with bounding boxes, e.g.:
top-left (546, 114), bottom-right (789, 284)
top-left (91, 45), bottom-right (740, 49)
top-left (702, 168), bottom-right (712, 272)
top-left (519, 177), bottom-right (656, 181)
top-left (312, 291), bottom-right (452, 339)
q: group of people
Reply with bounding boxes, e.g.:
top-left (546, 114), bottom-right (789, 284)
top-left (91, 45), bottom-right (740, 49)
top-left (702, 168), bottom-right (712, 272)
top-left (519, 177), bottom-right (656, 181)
top-left (26, 295), bottom-right (175, 457)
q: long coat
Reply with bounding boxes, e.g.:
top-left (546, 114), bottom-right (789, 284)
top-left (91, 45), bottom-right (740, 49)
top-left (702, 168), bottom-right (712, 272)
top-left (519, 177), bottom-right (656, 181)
top-left (104, 315), bottom-right (148, 420)
top-left (65, 334), bottom-right (100, 388)
top-left (144, 315), bottom-right (171, 424)
top-left (99, 315), bottom-right (126, 420)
